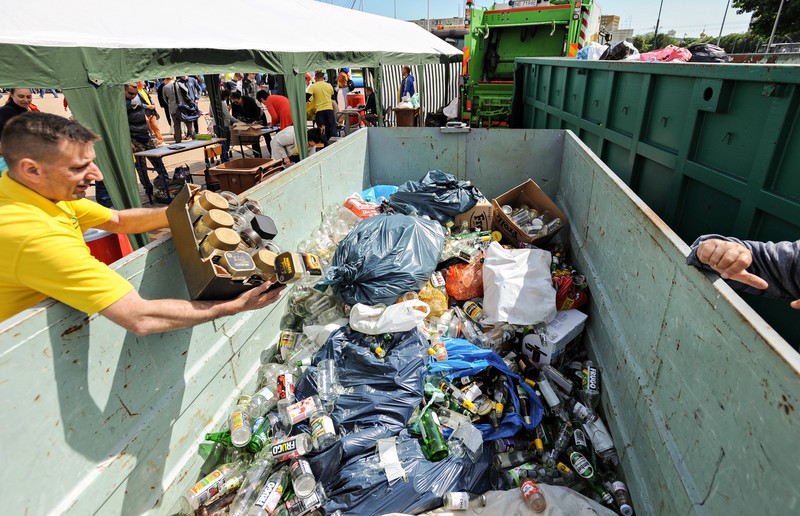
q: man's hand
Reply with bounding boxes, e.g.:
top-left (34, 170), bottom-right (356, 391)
top-left (228, 281), bottom-right (285, 314)
top-left (695, 239), bottom-right (769, 290)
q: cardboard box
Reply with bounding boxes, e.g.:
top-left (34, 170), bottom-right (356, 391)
top-left (521, 309), bottom-right (588, 365)
top-left (492, 179), bottom-right (568, 247)
top-left (454, 198), bottom-right (493, 231)
top-left (166, 184), bottom-right (259, 300)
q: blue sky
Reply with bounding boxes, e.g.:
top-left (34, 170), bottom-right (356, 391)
top-left (324, 1), bottom-right (754, 38)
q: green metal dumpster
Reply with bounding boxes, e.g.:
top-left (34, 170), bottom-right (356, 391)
top-left (513, 57), bottom-right (800, 344)
top-left (1, 128), bottom-right (797, 515)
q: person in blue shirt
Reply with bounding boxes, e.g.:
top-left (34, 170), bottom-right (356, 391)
top-left (400, 65), bottom-right (415, 101)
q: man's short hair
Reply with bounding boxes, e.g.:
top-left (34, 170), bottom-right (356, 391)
top-left (307, 128), bottom-right (322, 144)
top-left (314, 71), bottom-right (324, 79)
top-left (365, 86), bottom-right (373, 94)
top-left (402, 65), bottom-right (411, 74)
top-left (230, 90), bottom-right (243, 100)
top-left (255, 89), bottom-right (269, 102)
top-left (0, 112), bottom-right (98, 171)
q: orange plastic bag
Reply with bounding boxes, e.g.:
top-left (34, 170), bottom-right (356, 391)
top-left (445, 257), bottom-right (484, 301)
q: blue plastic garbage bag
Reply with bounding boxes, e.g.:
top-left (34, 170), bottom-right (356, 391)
top-left (389, 170), bottom-right (481, 224)
top-left (315, 214), bottom-right (445, 305)
top-left (322, 429), bottom-right (493, 516)
top-left (360, 184), bottom-right (398, 203)
top-left (295, 326), bottom-right (430, 462)
top-left (428, 338), bottom-right (544, 440)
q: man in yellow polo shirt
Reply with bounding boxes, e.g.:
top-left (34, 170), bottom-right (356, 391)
top-left (307, 70), bottom-right (338, 145)
top-left (0, 112), bottom-right (283, 334)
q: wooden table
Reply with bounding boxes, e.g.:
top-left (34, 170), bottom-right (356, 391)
top-left (133, 138), bottom-right (224, 203)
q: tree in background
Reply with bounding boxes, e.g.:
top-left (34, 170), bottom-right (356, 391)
top-left (733, 0), bottom-right (800, 41)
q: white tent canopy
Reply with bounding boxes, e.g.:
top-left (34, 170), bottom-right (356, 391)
top-left (0, 0), bottom-right (461, 234)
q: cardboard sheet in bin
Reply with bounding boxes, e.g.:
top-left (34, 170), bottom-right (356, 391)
top-left (492, 179), bottom-right (568, 247)
top-left (166, 184), bottom-right (255, 300)
top-left (209, 158), bottom-right (282, 195)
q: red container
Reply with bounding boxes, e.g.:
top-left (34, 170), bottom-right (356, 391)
top-left (346, 93), bottom-right (365, 125)
top-left (83, 229), bottom-right (134, 265)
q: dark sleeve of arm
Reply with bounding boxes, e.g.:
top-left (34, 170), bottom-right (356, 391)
top-left (366, 95), bottom-right (377, 113)
top-left (687, 234), bottom-right (800, 299)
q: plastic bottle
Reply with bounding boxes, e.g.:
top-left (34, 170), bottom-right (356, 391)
top-left (520, 479), bottom-right (547, 513)
top-left (230, 396), bottom-right (254, 447)
top-left (309, 407), bottom-right (338, 450)
top-left (248, 466), bottom-right (289, 516)
top-left (442, 492), bottom-right (487, 511)
top-left (248, 385), bottom-right (278, 419)
top-left (180, 462), bottom-right (245, 513)
top-left (229, 458), bottom-right (275, 516)
top-left (428, 333), bottom-right (448, 361)
top-left (609, 480), bottom-right (635, 516)
top-left (270, 433), bottom-right (313, 462)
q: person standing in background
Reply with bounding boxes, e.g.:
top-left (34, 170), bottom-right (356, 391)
top-left (156, 78), bottom-right (173, 128)
top-left (400, 65), bottom-right (415, 101)
top-left (307, 71), bottom-right (337, 145)
top-left (136, 81), bottom-right (163, 146)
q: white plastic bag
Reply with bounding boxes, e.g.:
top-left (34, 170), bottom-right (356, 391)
top-left (586, 42), bottom-right (608, 61)
top-left (482, 242), bottom-right (556, 325)
top-left (349, 300), bottom-right (431, 335)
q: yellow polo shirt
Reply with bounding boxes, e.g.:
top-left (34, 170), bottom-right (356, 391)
top-left (0, 174), bottom-right (134, 321)
top-left (307, 80), bottom-right (334, 112)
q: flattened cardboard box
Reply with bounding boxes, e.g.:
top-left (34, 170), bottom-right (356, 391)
top-left (491, 179), bottom-right (568, 247)
top-left (454, 198), bottom-right (493, 231)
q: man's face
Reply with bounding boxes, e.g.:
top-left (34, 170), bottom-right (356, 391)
top-left (32, 140), bottom-right (103, 202)
top-left (124, 87), bottom-right (138, 101)
top-left (232, 97), bottom-right (243, 106)
top-left (11, 89), bottom-right (33, 109)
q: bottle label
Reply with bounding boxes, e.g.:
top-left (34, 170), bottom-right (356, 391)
top-left (311, 414), bottom-right (335, 441)
top-left (279, 331), bottom-right (300, 354)
top-left (230, 410), bottom-right (249, 433)
top-left (189, 468), bottom-right (223, 496)
top-left (285, 397), bottom-right (319, 425)
top-left (556, 462), bottom-right (572, 475)
top-left (285, 489), bottom-right (322, 512)
top-left (290, 458), bottom-right (314, 482)
top-left (569, 451), bottom-right (594, 479)
top-left (255, 387), bottom-right (276, 403)
top-left (255, 478), bottom-right (285, 512)
top-left (611, 481), bottom-right (627, 492)
top-left (583, 364), bottom-right (600, 392)
top-left (463, 301), bottom-right (483, 321)
top-left (251, 416), bottom-right (266, 433)
top-left (430, 271), bottom-right (446, 289)
top-left (449, 492), bottom-right (470, 510)
top-left (276, 374), bottom-right (295, 401)
top-left (272, 435), bottom-right (303, 461)
top-left (520, 479), bottom-right (542, 500)
top-left (573, 401), bottom-right (593, 422)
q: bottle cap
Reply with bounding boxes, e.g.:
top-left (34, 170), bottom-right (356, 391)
top-left (203, 209), bottom-right (235, 230)
top-left (198, 190), bottom-right (230, 212)
top-left (208, 228), bottom-right (241, 251)
top-left (374, 346), bottom-right (386, 357)
top-left (491, 231), bottom-right (503, 242)
top-left (253, 250), bottom-right (278, 275)
top-left (462, 399), bottom-right (475, 411)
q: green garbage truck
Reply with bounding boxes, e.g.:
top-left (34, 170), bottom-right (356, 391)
top-left (1, 128), bottom-right (797, 514)
top-left (461, 0), bottom-right (600, 127)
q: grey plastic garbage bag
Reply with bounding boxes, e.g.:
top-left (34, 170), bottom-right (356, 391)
top-left (322, 430), bottom-right (493, 515)
top-left (688, 43), bottom-right (729, 63)
top-left (316, 214), bottom-right (445, 305)
top-left (390, 170), bottom-right (481, 224)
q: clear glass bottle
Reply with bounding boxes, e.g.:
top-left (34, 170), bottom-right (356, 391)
top-left (199, 228), bottom-right (241, 260)
top-left (442, 492), bottom-right (487, 511)
top-left (238, 199), bottom-right (263, 222)
top-left (521, 479), bottom-right (547, 513)
top-left (194, 208), bottom-right (235, 242)
top-left (288, 457), bottom-right (316, 498)
top-left (229, 395), bottom-right (253, 447)
top-left (217, 190), bottom-right (241, 213)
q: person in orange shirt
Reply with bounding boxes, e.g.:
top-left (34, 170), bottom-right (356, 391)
top-left (255, 90), bottom-right (292, 131)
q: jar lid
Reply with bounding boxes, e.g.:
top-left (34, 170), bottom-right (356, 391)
top-left (203, 209), bottom-right (235, 229)
top-left (253, 249), bottom-right (278, 270)
top-left (208, 228), bottom-right (241, 250)
top-left (199, 190), bottom-right (230, 211)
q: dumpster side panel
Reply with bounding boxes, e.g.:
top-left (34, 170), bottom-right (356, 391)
top-left (557, 133), bottom-right (800, 515)
top-left (517, 57), bottom-right (800, 345)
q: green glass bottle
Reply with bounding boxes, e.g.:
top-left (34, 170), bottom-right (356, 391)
top-left (205, 429), bottom-right (234, 448)
top-left (246, 415), bottom-right (273, 454)
top-left (419, 410), bottom-right (449, 461)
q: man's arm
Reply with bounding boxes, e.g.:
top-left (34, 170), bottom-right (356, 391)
top-left (96, 207), bottom-right (168, 235)
top-left (100, 282), bottom-right (285, 336)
